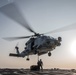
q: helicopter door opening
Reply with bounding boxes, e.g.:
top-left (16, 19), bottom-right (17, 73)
top-left (31, 39), bottom-right (34, 50)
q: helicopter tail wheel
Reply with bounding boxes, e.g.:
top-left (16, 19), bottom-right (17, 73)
top-left (48, 52), bottom-right (51, 56)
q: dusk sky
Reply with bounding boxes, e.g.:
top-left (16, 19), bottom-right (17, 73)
top-left (0, 0), bottom-right (76, 69)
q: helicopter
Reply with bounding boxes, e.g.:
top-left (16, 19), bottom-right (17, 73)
top-left (0, 2), bottom-right (76, 60)
top-left (9, 34), bottom-right (61, 61)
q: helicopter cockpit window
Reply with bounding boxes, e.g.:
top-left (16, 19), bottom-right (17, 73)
top-left (47, 36), bottom-right (51, 39)
top-left (50, 37), bottom-right (54, 40)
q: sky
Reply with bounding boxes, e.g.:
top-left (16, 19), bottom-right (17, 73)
top-left (0, 0), bottom-right (76, 69)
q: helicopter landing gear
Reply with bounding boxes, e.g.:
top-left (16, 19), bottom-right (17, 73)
top-left (26, 56), bottom-right (30, 61)
top-left (48, 51), bottom-right (51, 56)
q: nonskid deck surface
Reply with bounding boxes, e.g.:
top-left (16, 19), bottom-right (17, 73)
top-left (0, 68), bottom-right (76, 75)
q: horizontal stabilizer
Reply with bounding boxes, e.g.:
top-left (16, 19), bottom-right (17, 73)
top-left (9, 53), bottom-right (20, 57)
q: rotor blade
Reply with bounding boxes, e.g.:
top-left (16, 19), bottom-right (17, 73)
top-left (0, 2), bottom-right (36, 34)
top-left (3, 36), bottom-right (31, 41)
top-left (43, 23), bottom-right (76, 34)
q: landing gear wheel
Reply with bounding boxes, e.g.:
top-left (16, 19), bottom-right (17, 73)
top-left (48, 52), bottom-right (51, 56)
top-left (26, 56), bottom-right (30, 61)
top-left (26, 58), bottom-right (30, 61)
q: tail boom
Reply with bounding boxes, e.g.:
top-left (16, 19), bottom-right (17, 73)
top-left (9, 53), bottom-right (21, 57)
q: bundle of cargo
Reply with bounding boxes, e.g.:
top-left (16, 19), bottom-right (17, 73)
top-left (30, 65), bottom-right (40, 71)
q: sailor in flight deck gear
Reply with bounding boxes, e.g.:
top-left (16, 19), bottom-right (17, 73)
top-left (37, 59), bottom-right (43, 70)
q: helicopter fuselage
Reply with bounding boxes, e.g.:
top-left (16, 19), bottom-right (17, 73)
top-left (20, 35), bottom-right (62, 57)
top-left (9, 35), bottom-right (62, 58)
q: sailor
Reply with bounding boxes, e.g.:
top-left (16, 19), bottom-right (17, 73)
top-left (37, 59), bottom-right (43, 70)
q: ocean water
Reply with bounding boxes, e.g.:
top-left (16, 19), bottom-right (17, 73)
top-left (0, 69), bottom-right (76, 75)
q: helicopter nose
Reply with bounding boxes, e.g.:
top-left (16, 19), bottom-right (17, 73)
top-left (55, 40), bottom-right (61, 46)
top-left (58, 37), bottom-right (62, 42)
top-left (57, 42), bottom-right (61, 46)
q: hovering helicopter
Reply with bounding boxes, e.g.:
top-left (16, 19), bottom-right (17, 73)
top-left (0, 2), bottom-right (76, 60)
top-left (9, 34), bottom-right (61, 60)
